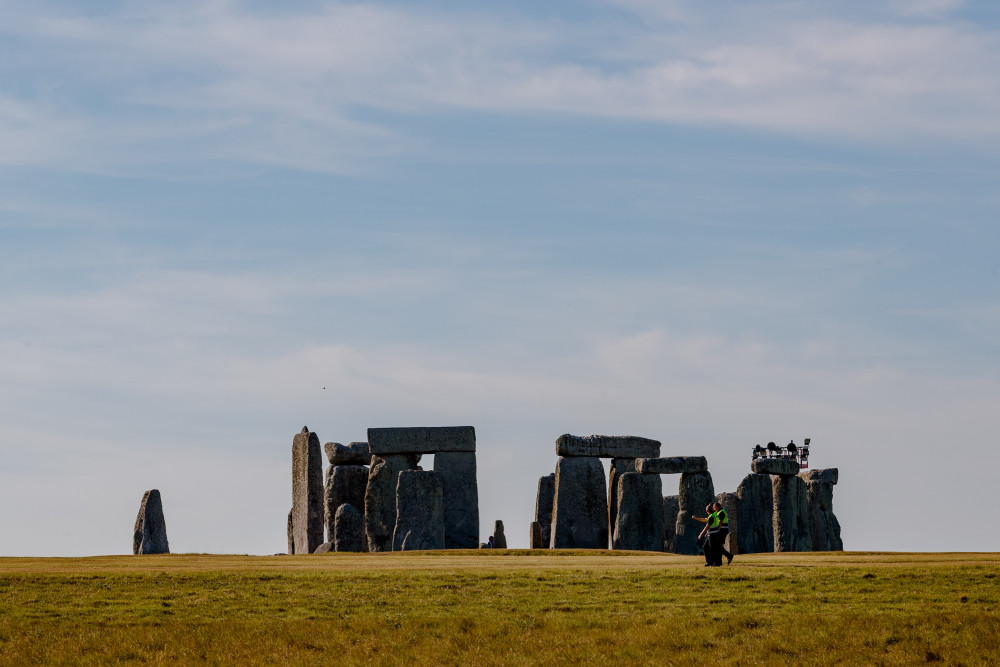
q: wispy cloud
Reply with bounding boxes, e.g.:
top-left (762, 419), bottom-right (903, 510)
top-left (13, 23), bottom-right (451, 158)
top-left (2, 1), bottom-right (999, 174)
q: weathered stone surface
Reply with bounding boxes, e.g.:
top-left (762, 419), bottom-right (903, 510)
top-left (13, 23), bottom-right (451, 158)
top-left (772, 474), bottom-right (813, 552)
top-left (800, 469), bottom-right (843, 551)
top-left (368, 426), bottom-right (476, 455)
top-left (556, 434), bottom-right (660, 459)
top-left (314, 541), bottom-right (333, 554)
top-left (392, 470), bottom-right (445, 551)
top-left (365, 453), bottom-right (419, 552)
top-left (612, 472), bottom-right (663, 551)
top-left (716, 491), bottom-right (739, 556)
top-left (324, 464), bottom-right (368, 543)
top-left (287, 508), bottom-right (294, 555)
top-left (292, 426), bottom-right (324, 554)
top-left (608, 457), bottom-right (636, 545)
top-left (530, 521), bottom-right (544, 549)
top-left (534, 473), bottom-right (555, 549)
top-left (751, 457), bottom-right (800, 476)
top-left (133, 489), bottom-right (169, 555)
top-left (636, 456), bottom-right (708, 475)
top-left (662, 495), bottom-right (679, 553)
top-left (799, 468), bottom-right (839, 486)
top-left (324, 441), bottom-right (371, 465)
top-left (334, 503), bottom-right (365, 553)
top-left (551, 456), bottom-right (609, 549)
top-left (433, 451), bottom-right (479, 549)
top-left (490, 520), bottom-right (506, 548)
top-left (674, 471), bottom-right (715, 555)
top-left (735, 473), bottom-right (774, 554)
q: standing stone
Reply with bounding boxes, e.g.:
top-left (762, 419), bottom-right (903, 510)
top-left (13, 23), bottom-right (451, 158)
top-left (608, 457), bottom-right (636, 546)
top-left (324, 464), bottom-right (368, 543)
top-left (772, 474), bottom-right (813, 552)
top-left (800, 468), bottom-right (842, 551)
top-left (133, 489), bottom-right (169, 555)
top-left (534, 473), bottom-right (555, 549)
top-left (612, 473), bottom-right (663, 551)
top-left (716, 491), bottom-right (739, 556)
top-left (287, 508), bottom-right (294, 555)
top-left (334, 503), bottom-right (365, 552)
top-left (551, 456), bottom-right (609, 549)
top-left (292, 426), bottom-right (324, 554)
top-left (365, 454), bottom-right (419, 552)
top-left (662, 495), bottom-right (679, 553)
top-left (392, 470), bottom-right (445, 551)
top-left (493, 520), bottom-right (507, 548)
top-left (736, 473), bottom-right (774, 554)
top-left (674, 471), bottom-right (715, 555)
top-left (314, 542), bottom-right (333, 554)
top-left (530, 521), bottom-right (544, 548)
top-left (433, 451), bottom-right (480, 549)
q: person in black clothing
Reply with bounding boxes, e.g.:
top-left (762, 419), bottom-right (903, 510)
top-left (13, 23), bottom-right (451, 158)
top-left (712, 501), bottom-right (733, 565)
top-left (693, 504), bottom-right (717, 566)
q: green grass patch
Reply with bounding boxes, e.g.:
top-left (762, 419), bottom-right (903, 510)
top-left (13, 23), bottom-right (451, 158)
top-left (1, 551), bottom-right (998, 665)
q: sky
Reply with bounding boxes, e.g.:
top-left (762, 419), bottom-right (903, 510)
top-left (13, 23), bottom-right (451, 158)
top-left (1, 0), bottom-right (999, 556)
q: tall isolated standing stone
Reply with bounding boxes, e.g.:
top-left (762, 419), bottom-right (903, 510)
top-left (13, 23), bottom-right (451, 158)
top-left (292, 426), bottom-right (324, 554)
top-left (365, 454), bottom-right (419, 552)
top-left (433, 451), bottom-right (480, 549)
top-left (735, 473), bottom-right (773, 554)
top-left (551, 456), bottom-right (608, 549)
top-left (493, 520), bottom-right (507, 548)
top-left (530, 521), bottom-right (544, 548)
top-left (674, 471), bottom-right (715, 555)
top-left (800, 468), bottom-right (843, 552)
top-left (534, 473), bottom-right (555, 549)
top-left (772, 474), bottom-right (813, 552)
top-left (612, 472), bottom-right (662, 551)
top-left (133, 489), bottom-right (169, 555)
top-left (392, 470), bottom-right (445, 551)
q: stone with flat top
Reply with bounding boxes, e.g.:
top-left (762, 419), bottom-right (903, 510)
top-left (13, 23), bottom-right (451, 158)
top-left (555, 434), bottom-right (660, 459)
top-left (368, 426), bottom-right (476, 455)
top-left (636, 456), bottom-right (708, 475)
top-left (751, 457), bottom-right (800, 476)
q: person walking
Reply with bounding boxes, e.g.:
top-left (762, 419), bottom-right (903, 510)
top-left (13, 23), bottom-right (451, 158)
top-left (693, 504), bottom-right (720, 566)
top-left (713, 501), bottom-right (734, 565)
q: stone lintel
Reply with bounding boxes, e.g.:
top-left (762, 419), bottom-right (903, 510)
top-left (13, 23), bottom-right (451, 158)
top-left (368, 426), bottom-right (476, 455)
top-left (636, 456), bottom-right (708, 475)
top-left (751, 457), bottom-right (800, 476)
top-left (798, 468), bottom-right (838, 485)
top-left (324, 441), bottom-right (372, 465)
top-left (556, 434), bottom-right (660, 459)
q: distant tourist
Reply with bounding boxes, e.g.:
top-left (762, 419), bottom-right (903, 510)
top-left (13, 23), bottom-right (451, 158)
top-left (487, 536), bottom-right (495, 548)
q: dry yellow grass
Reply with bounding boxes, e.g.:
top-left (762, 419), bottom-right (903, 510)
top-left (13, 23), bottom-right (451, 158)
top-left (1, 550), bottom-right (998, 665)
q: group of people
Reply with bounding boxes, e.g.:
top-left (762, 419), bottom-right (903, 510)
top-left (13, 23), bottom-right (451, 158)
top-left (692, 502), bottom-right (733, 567)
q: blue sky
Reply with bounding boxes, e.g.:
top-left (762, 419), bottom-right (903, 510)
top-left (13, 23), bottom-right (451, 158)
top-left (1, 0), bottom-right (999, 555)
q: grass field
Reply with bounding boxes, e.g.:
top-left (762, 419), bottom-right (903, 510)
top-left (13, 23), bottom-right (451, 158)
top-left (1, 550), bottom-right (998, 665)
